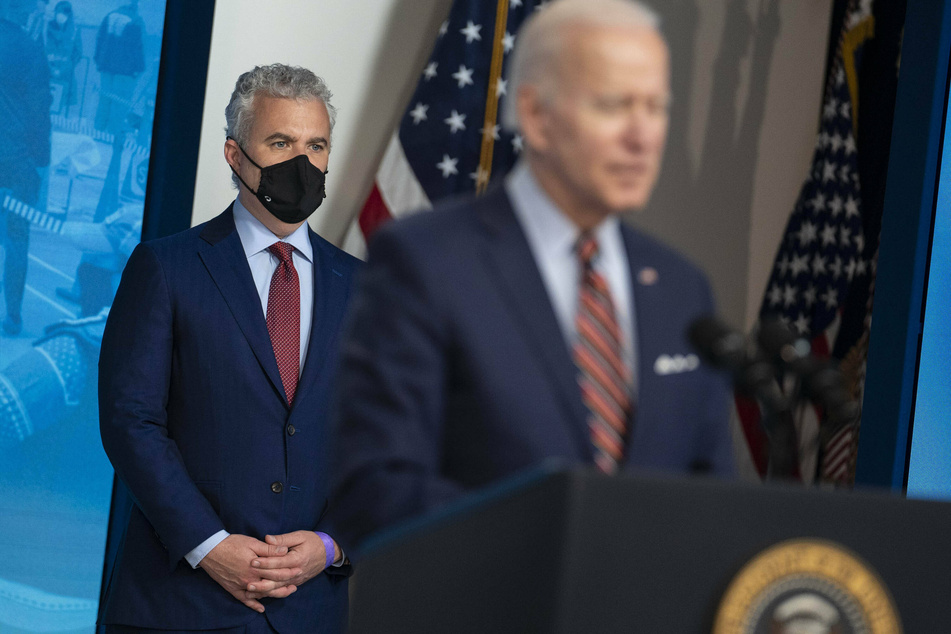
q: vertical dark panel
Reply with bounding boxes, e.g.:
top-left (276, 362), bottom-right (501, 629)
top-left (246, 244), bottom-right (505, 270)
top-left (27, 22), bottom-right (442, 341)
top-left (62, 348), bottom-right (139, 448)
top-left (140, 0), bottom-right (215, 241)
top-left (857, 1), bottom-right (951, 488)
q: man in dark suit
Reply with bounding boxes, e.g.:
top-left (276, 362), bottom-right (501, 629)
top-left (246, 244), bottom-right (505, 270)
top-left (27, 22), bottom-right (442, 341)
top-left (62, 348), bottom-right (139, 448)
top-left (330, 0), bottom-right (735, 552)
top-left (99, 64), bottom-right (359, 633)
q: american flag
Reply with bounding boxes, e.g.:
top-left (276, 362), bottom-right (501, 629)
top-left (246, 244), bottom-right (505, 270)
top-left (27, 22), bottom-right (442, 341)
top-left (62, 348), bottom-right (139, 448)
top-left (737, 0), bottom-right (876, 485)
top-left (345, 0), bottom-right (548, 256)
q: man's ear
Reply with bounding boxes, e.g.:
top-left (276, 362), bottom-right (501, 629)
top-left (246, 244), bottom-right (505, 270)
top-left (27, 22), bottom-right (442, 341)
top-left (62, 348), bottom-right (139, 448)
top-left (516, 85), bottom-right (551, 155)
top-left (223, 137), bottom-right (241, 173)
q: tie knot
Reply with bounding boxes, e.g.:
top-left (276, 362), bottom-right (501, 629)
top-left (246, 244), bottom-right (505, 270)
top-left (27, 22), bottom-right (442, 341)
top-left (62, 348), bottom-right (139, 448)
top-left (577, 234), bottom-right (599, 267)
top-left (268, 241), bottom-right (295, 264)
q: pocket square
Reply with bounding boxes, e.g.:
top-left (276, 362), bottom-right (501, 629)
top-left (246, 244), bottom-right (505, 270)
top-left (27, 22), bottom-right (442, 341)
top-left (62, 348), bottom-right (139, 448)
top-left (653, 353), bottom-right (700, 375)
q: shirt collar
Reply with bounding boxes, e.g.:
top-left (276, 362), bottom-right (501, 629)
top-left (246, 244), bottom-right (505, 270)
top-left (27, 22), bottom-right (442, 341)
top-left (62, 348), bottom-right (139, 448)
top-left (505, 160), bottom-right (621, 262)
top-left (232, 196), bottom-right (313, 263)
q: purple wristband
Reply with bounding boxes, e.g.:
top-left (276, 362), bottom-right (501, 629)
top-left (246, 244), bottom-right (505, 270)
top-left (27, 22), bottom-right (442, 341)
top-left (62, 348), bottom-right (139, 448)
top-left (315, 531), bottom-right (336, 568)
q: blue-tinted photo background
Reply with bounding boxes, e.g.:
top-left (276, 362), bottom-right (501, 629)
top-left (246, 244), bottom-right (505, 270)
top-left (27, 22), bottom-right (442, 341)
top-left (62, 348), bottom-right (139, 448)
top-left (0, 0), bottom-right (166, 631)
top-left (906, 87), bottom-right (951, 502)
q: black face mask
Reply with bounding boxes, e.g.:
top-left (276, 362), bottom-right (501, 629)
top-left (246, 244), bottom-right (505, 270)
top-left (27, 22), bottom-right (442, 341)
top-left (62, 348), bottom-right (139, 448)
top-left (229, 139), bottom-right (328, 224)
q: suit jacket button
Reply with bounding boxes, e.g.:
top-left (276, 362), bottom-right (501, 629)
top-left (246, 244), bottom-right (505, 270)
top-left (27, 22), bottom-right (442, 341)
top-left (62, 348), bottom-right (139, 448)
top-left (271, 481), bottom-right (283, 494)
top-left (287, 424), bottom-right (296, 436)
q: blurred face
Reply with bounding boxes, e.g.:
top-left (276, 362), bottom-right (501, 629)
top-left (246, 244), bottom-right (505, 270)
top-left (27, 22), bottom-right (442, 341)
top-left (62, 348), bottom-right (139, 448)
top-left (224, 95), bottom-right (330, 235)
top-left (518, 24), bottom-right (670, 229)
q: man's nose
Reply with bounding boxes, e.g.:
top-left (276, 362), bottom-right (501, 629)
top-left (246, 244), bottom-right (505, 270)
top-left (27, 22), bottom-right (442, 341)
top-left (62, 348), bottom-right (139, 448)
top-left (622, 104), bottom-right (664, 149)
top-left (622, 108), bottom-right (650, 149)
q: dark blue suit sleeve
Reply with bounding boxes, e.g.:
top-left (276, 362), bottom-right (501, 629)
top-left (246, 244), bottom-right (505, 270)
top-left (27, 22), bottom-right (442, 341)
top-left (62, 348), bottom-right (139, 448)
top-left (99, 243), bottom-right (225, 567)
top-left (328, 226), bottom-right (465, 554)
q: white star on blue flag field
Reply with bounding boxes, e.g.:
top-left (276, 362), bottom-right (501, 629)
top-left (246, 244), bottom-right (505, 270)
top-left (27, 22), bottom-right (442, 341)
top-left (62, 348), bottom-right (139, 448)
top-left (396, 0), bottom-right (549, 202)
top-left (759, 63), bottom-right (868, 339)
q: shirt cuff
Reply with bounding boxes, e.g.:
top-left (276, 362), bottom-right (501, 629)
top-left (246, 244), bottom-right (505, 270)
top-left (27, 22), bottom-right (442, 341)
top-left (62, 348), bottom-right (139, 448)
top-left (332, 546), bottom-right (346, 567)
top-left (185, 529), bottom-right (230, 569)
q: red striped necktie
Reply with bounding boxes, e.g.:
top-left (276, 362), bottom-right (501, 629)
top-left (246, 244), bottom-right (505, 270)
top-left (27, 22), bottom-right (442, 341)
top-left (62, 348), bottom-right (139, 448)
top-left (266, 242), bottom-right (300, 406)
top-left (573, 234), bottom-right (632, 474)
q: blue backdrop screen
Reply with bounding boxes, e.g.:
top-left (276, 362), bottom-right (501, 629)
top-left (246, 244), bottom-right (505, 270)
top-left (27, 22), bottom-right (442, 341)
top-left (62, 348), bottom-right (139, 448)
top-left (0, 1), bottom-right (166, 630)
top-left (906, 100), bottom-right (951, 501)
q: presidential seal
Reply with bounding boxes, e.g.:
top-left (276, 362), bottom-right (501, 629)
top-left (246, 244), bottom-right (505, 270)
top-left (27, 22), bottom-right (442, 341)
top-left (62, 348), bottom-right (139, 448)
top-left (712, 539), bottom-right (901, 634)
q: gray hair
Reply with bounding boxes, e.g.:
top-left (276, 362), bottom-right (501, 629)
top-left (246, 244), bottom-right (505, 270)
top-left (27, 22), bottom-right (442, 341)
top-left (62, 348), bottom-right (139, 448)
top-left (501, 0), bottom-right (663, 131)
top-left (225, 63), bottom-right (337, 145)
top-left (225, 64), bottom-right (337, 187)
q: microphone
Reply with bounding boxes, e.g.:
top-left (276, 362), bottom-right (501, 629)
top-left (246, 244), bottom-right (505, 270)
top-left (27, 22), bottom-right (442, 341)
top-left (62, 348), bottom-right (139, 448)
top-left (687, 316), bottom-right (747, 369)
top-left (756, 318), bottom-right (859, 430)
top-left (688, 316), bottom-right (784, 406)
top-left (688, 316), bottom-right (797, 479)
top-left (757, 318), bottom-right (813, 374)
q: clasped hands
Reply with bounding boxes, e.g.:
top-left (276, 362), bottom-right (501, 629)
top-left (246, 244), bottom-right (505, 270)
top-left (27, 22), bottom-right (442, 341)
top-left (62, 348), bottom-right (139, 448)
top-left (199, 531), bottom-right (340, 613)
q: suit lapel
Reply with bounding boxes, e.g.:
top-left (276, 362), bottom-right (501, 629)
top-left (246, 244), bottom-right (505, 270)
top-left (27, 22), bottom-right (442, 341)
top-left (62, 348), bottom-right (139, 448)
top-left (620, 226), bottom-right (663, 445)
top-left (294, 229), bottom-right (349, 412)
top-left (477, 189), bottom-right (591, 455)
top-left (198, 206), bottom-right (286, 404)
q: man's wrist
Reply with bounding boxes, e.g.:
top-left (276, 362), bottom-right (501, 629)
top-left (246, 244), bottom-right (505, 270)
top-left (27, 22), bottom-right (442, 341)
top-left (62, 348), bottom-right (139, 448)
top-left (186, 530), bottom-right (230, 569)
top-left (314, 531), bottom-right (337, 568)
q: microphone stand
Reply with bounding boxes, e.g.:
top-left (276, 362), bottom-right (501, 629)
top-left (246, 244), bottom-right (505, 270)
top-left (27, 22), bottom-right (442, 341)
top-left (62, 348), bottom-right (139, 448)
top-left (736, 354), bottom-right (800, 480)
top-left (688, 317), bottom-right (801, 481)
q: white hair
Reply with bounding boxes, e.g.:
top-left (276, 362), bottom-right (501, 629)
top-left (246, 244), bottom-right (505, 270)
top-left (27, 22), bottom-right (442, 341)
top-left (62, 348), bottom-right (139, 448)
top-left (501, 0), bottom-right (663, 131)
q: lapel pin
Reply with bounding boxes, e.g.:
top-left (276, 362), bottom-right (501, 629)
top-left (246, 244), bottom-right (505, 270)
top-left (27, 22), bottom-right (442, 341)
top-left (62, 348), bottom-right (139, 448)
top-left (638, 267), bottom-right (658, 286)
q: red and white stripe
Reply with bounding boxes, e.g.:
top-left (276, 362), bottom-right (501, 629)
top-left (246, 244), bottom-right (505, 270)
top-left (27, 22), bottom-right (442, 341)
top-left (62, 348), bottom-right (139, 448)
top-left (343, 135), bottom-right (433, 259)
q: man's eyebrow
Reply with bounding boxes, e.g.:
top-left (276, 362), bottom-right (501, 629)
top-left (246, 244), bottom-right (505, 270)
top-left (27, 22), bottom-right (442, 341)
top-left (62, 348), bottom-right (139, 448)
top-left (262, 132), bottom-right (295, 143)
top-left (260, 132), bottom-right (328, 146)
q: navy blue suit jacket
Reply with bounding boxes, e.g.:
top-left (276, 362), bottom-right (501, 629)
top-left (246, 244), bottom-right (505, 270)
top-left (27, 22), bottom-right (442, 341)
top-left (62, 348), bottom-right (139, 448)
top-left (98, 207), bottom-right (359, 632)
top-left (329, 187), bottom-right (734, 552)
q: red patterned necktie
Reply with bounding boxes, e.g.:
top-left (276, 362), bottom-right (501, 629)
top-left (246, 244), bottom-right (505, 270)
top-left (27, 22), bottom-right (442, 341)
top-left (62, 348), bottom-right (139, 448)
top-left (573, 234), bottom-right (632, 474)
top-left (266, 242), bottom-right (300, 405)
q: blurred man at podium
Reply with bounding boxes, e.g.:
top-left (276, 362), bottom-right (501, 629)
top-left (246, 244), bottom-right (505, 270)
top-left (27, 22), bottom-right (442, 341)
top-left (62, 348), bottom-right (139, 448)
top-left (330, 0), bottom-right (735, 553)
top-left (99, 64), bottom-right (359, 633)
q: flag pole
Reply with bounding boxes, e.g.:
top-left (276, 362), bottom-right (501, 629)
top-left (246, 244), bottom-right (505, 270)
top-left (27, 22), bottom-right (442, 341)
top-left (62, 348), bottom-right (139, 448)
top-left (476, 0), bottom-right (511, 195)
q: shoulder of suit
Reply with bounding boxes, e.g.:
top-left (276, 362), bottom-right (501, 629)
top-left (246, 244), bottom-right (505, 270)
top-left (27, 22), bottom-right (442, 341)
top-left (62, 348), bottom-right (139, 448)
top-left (621, 223), bottom-right (707, 280)
top-left (136, 222), bottom-right (204, 257)
top-left (133, 207), bottom-right (233, 262)
top-left (375, 187), bottom-right (502, 246)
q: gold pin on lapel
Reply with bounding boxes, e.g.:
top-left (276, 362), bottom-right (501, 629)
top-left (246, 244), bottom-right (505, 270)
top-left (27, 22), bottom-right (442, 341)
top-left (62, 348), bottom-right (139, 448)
top-left (638, 267), bottom-right (658, 286)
